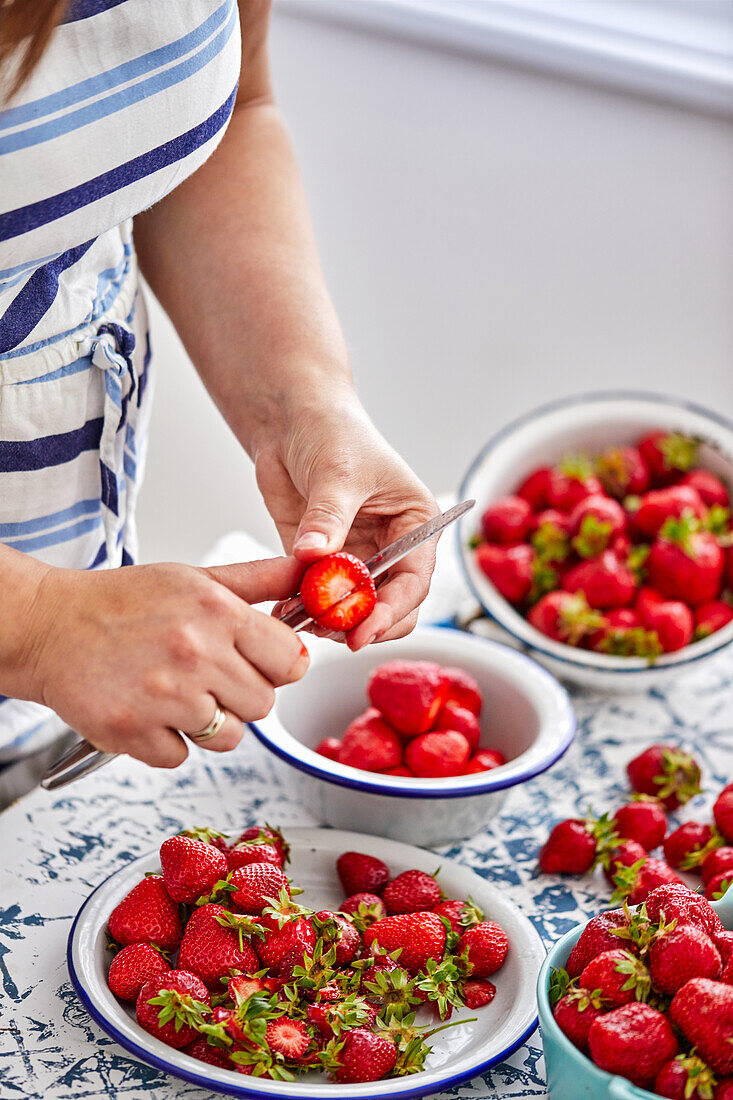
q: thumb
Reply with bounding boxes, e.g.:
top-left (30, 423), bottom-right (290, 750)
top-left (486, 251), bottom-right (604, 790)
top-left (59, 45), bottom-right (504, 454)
top-left (293, 479), bottom-right (362, 560)
top-left (203, 557), bottom-right (305, 605)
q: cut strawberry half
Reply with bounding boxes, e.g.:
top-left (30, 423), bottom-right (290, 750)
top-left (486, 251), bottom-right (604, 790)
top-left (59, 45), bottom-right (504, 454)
top-left (300, 553), bottom-right (376, 632)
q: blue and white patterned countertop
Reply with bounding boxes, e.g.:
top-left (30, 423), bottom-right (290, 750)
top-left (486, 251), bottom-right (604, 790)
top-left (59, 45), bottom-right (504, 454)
top-left (1, 532), bottom-right (731, 1100)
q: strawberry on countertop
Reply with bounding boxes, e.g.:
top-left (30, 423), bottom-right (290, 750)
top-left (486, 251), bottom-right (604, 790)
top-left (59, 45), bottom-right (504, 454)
top-left (626, 743), bottom-right (702, 810)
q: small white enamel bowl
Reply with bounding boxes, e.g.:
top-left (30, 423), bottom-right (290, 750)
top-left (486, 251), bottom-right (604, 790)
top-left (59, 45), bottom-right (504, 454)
top-left (248, 625), bottom-right (575, 847)
top-left (458, 391), bottom-right (733, 692)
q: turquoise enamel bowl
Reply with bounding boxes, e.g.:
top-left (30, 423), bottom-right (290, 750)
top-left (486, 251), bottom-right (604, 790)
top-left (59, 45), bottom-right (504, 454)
top-left (537, 887), bottom-right (733, 1100)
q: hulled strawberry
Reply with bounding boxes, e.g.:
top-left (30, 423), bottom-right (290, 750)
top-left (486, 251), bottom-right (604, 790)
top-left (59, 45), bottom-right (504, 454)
top-left (336, 851), bottom-right (390, 896)
top-left (527, 590), bottom-right (604, 645)
top-left (552, 986), bottom-right (606, 1053)
top-left (383, 870), bottom-right (441, 915)
top-left (441, 667), bottom-right (482, 715)
top-left (702, 847), bottom-right (733, 886)
top-left (638, 430), bottom-right (699, 484)
top-left (464, 748), bottom-right (506, 773)
top-left (636, 587), bottom-right (694, 652)
top-left (664, 821), bottom-right (723, 871)
top-left (457, 921), bottom-right (509, 978)
top-left (714, 788), bottom-right (733, 843)
top-left (228, 863), bottom-right (290, 915)
top-left (612, 800), bottom-right (667, 851)
top-left (177, 903), bottom-right (259, 990)
top-left (299, 552), bottom-right (376, 632)
top-left (670, 978), bottom-right (733, 1076)
top-left (611, 857), bottom-right (681, 905)
top-left (363, 912), bottom-right (446, 973)
top-left (633, 485), bottom-right (706, 537)
top-left (339, 709), bottom-right (403, 772)
top-left (648, 515), bottom-right (725, 606)
top-left (649, 924), bottom-right (722, 996)
top-left (159, 835), bottom-right (228, 904)
top-left (475, 542), bottom-right (534, 604)
top-left (565, 909), bottom-right (630, 978)
top-left (588, 1002), bottom-right (678, 1088)
top-left (404, 730), bottom-right (471, 778)
top-left (546, 457), bottom-right (603, 512)
top-left (461, 978), bottom-right (496, 1009)
top-left (480, 496), bottom-right (533, 544)
top-left (538, 819), bottom-right (598, 875)
top-left (654, 1053), bottom-right (719, 1100)
top-left (681, 469), bottom-right (731, 508)
top-left (136, 969), bottom-right (211, 1049)
top-left (107, 875), bottom-right (183, 952)
top-left (626, 743), bottom-right (702, 810)
top-left (434, 702), bottom-right (480, 753)
top-left (695, 600), bottom-right (733, 640)
top-left (578, 948), bottom-right (650, 1007)
top-left (562, 550), bottom-right (637, 609)
top-left (596, 446), bottom-right (650, 498)
top-left (265, 1015), bottom-right (311, 1060)
top-left (107, 943), bottom-right (170, 1002)
top-left (367, 661), bottom-right (447, 736)
top-left (316, 737), bottom-right (342, 761)
top-left (322, 1026), bottom-right (397, 1083)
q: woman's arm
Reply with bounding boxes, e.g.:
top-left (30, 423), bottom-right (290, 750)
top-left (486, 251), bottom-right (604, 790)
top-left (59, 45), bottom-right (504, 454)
top-left (134, 0), bottom-right (438, 651)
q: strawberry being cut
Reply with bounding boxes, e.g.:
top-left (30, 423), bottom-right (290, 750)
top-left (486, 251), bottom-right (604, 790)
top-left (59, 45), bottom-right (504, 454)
top-left (589, 1002), bottom-right (678, 1088)
top-left (107, 875), bottom-right (183, 952)
top-left (107, 942), bottom-right (170, 1002)
top-left (404, 730), bottom-right (471, 778)
top-left (626, 743), bottom-right (702, 810)
top-left (475, 542), bottom-right (534, 604)
top-left (299, 552), bottom-right (376, 632)
top-left (638, 430), bottom-right (699, 484)
top-left (648, 515), bottom-right (725, 607)
top-left (367, 661), bottom-right (447, 736)
top-left (441, 667), bottom-right (482, 715)
top-left (339, 709), bottom-right (403, 772)
top-left (480, 495), bottom-right (533, 544)
top-left (336, 851), bottom-right (390, 896)
top-left (136, 969), bottom-right (211, 1049)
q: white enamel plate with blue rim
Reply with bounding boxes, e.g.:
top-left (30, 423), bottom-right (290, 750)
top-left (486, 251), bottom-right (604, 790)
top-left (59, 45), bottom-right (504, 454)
top-left (68, 827), bottom-right (545, 1099)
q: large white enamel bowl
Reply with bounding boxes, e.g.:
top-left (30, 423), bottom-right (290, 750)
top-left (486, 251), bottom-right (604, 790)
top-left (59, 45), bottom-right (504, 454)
top-left (249, 625), bottom-right (575, 846)
top-left (69, 827), bottom-right (546, 1099)
top-left (458, 391), bottom-right (733, 691)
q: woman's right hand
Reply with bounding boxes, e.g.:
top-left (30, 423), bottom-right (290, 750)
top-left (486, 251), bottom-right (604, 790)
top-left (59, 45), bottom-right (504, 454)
top-left (14, 556), bottom-right (309, 768)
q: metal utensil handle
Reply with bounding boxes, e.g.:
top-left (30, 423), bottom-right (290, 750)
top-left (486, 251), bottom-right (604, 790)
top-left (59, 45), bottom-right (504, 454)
top-left (41, 741), bottom-right (118, 790)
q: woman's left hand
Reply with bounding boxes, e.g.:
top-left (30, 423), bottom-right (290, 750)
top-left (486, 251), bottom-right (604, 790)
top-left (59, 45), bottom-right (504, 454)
top-left (253, 381), bottom-right (439, 649)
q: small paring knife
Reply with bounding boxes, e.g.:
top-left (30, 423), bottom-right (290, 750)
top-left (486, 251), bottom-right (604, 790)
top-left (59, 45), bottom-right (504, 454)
top-left (40, 500), bottom-right (475, 790)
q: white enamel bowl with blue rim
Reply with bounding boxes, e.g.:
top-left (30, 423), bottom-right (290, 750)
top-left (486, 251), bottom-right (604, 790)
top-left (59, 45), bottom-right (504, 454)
top-left (248, 625), bottom-right (575, 847)
top-left (536, 885), bottom-right (733, 1099)
top-left (458, 391), bottom-right (733, 691)
top-left (69, 826), bottom-right (546, 1100)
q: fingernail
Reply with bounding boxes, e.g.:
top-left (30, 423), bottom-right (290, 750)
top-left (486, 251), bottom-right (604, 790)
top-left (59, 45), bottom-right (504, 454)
top-left (364, 634), bottom-right (377, 648)
top-left (289, 648), bottom-right (310, 680)
top-left (295, 532), bottom-right (328, 552)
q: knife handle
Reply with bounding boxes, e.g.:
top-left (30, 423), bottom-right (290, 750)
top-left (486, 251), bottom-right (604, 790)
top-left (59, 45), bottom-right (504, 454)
top-left (41, 739), bottom-right (118, 790)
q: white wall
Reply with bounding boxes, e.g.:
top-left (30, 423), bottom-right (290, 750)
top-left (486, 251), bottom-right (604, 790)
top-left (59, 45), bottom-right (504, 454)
top-left (136, 8), bottom-right (733, 565)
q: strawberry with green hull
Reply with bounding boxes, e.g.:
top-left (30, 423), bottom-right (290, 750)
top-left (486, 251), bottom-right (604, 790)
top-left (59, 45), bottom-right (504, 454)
top-left (626, 743), bottom-right (702, 810)
top-left (516, 466), bottom-right (553, 510)
top-left (432, 898), bottom-right (483, 936)
top-left (227, 863), bottom-right (290, 915)
top-left (596, 446), bottom-right (650, 498)
top-left (648, 515), bottom-right (725, 607)
top-left (136, 969), bottom-right (211, 1049)
top-left (577, 948), bottom-right (650, 1007)
top-left (339, 892), bottom-right (386, 925)
top-left (159, 835), bottom-right (229, 905)
top-left (565, 909), bottom-right (631, 978)
top-left (562, 550), bottom-right (637, 610)
top-left (552, 984), bottom-right (606, 1053)
top-left (480, 496), bottom-right (533, 544)
top-left (538, 818), bottom-right (601, 875)
top-left (638, 430), bottom-right (699, 485)
top-left (654, 1053), bottom-right (719, 1100)
top-left (648, 924), bottom-right (722, 996)
top-left (299, 552), bottom-right (376, 632)
top-left (644, 884), bottom-right (723, 937)
top-left (546, 457), bottom-right (603, 513)
top-left (671, 979), bottom-right (733, 1077)
top-left (611, 857), bottom-right (682, 905)
top-left (457, 922), bottom-right (509, 978)
top-left (695, 600), bottom-right (733, 640)
top-left (680, 469), bottom-right (731, 508)
top-left (383, 869), bottom-right (441, 915)
top-left (569, 495), bottom-right (626, 558)
top-left (636, 587), bottom-right (694, 652)
top-left (632, 485), bottom-right (706, 538)
top-left (601, 840), bottom-right (648, 887)
top-left (664, 821), bottom-right (723, 870)
top-left (703, 847), bottom-right (733, 885)
top-left (714, 787), bottom-right (733, 844)
top-left (177, 903), bottom-right (260, 990)
top-left (528, 590), bottom-right (604, 646)
top-left (107, 943), bottom-right (170, 1002)
top-left (612, 799), bottom-right (668, 852)
top-left (707, 873), bottom-right (733, 902)
top-left (321, 1026), bottom-right (397, 1083)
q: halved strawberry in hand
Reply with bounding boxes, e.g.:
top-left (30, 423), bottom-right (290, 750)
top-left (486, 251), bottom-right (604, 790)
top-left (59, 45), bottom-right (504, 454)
top-left (300, 552), bottom-right (376, 632)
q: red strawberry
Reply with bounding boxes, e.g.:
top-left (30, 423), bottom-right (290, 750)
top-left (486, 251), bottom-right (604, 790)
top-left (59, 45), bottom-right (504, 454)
top-left (434, 702), bottom-right (480, 753)
top-left (578, 948), bottom-right (651, 1007)
top-left (633, 485), bottom-right (706, 537)
top-left (562, 550), bottom-right (637, 609)
top-left (717, 1079), bottom-right (733, 1100)
top-left (404, 730), bottom-right (471, 778)
top-left (649, 924), bottom-right (722, 996)
top-left (649, 516), bottom-right (725, 606)
top-left (228, 863), bottom-right (290, 915)
top-left (602, 840), bottom-right (648, 887)
top-left (638, 430), bottom-right (699, 484)
top-left (107, 875), bottom-right (183, 952)
top-left (107, 943), bottom-right (170, 1002)
top-left (707, 872), bottom-right (733, 902)
top-left (695, 600), bottom-right (733, 640)
top-left (480, 495), bottom-right (533, 543)
top-left (457, 921), bottom-right (509, 978)
top-left (527, 590), bottom-right (604, 645)
top-left (159, 835), bottom-right (228, 904)
top-left (670, 978), bottom-right (733, 1076)
top-left (664, 822), bottom-right (722, 870)
top-left (655, 1053), bottom-right (719, 1100)
top-left (325, 1026), bottom-right (397, 1083)
top-left (177, 903), bottom-right (259, 990)
top-left (566, 909), bottom-right (630, 978)
top-left (715, 931), bottom-right (733, 963)
top-left (363, 912), bottom-right (446, 973)
top-left (613, 800), bottom-right (667, 851)
top-left (596, 446), bottom-right (650, 498)
top-left (716, 789), bottom-right (733, 843)
top-left (299, 552), bottom-right (376, 631)
top-left (626, 743), bottom-right (702, 810)
top-left (306, 999), bottom-right (378, 1037)
top-left (517, 466), bottom-right (553, 510)
top-left (367, 661), bottom-right (447, 736)
top-left (336, 851), bottom-right (390, 896)
top-left (538, 819), bottom-right (597, 875)
top-left (462, 978), bottom-right (496, 1009)
top-left (475, 542), bottom-right (534, 604)
top-left (235, 825), bottom-right (289, 864)
top-left (589, 608), bottom-right (662, 658)
top-left (383, 870), bottom-right (441, 915)
top-left (681, 469), bottom-right (730, 508)
top-left (611, 857), bottom-right (681, 905)
top-left (588, 1002), bottom-right (678, 1087)
top-left (703, 847), bottom-right (733, 886)
top-left (314, 910), bottom-right (360, 966)
top-left (531, 508), bottom-right (571, 536)
top-left (339, 709), bottom-right (402, 772)
top-left (227, 842), bottom-right (282, 871)
top-left (184, 1035), bottom-right (233, 1069)
top-left (136, 969), bottom-right (211, 1049)
top-left (547, 458), bottom-right (603, 513)
top-left (441, 667), bottom-right (482, 715)
top-left (385, 764), bottom-right (412, 777)
top-left (553, 988), bottom-right (606, 1053)
top-left (464, 748), bottom-right (506, 773)
top-left (265, 1015), bottom-right (311, 1059)
top-left (432, 898), bottom-right (483, 935)
top-left (316, 737), bottom-right (342, 761)
top-left (636, 588), bottom-right (694, 652)
top-left (227, 973), bottom-right (265, 1002)
top-left (339, 892), bottom-right (386, 925)
top-left (644, 884), bottom-right (723, 937)
top-left (256, 915), bottom-right (316, 975)
top-left (727, 546), bottom-right (733, 588)
top-left (570, 495), bottom-right (626, 555)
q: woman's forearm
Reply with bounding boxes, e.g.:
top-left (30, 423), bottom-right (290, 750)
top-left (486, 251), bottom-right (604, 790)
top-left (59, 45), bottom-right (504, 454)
top-left (134, 99), bottom-right (353, 457)
top-left (0, 543), bottom-right (53, 701)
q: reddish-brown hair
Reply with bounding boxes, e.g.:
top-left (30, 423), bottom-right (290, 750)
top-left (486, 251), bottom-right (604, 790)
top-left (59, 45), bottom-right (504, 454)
top-left (0, 0), bottom-right (68, 99)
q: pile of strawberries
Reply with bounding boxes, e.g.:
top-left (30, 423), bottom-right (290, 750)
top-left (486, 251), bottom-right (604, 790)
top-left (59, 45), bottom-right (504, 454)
top-left (549, 885), bottom-right (733, 1096)
top-left (539, 742), bottom-right (733, 906)
top-left (105, 826), bottom-right (510, 1083)
top-left (472, 430), bottom-right (733, 657)
top-left (315, 660), bottom-right (506, 779)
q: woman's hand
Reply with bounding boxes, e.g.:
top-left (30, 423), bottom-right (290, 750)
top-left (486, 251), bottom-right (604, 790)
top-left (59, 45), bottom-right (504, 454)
top-left (15, 557), bottom-right (308, 768)
top-left (253, 382), bottom-right (439, 650)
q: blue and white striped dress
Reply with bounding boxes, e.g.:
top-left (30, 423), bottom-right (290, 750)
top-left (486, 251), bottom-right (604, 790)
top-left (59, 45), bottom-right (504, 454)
top-left (0, 0), bottom-right (241, 759)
